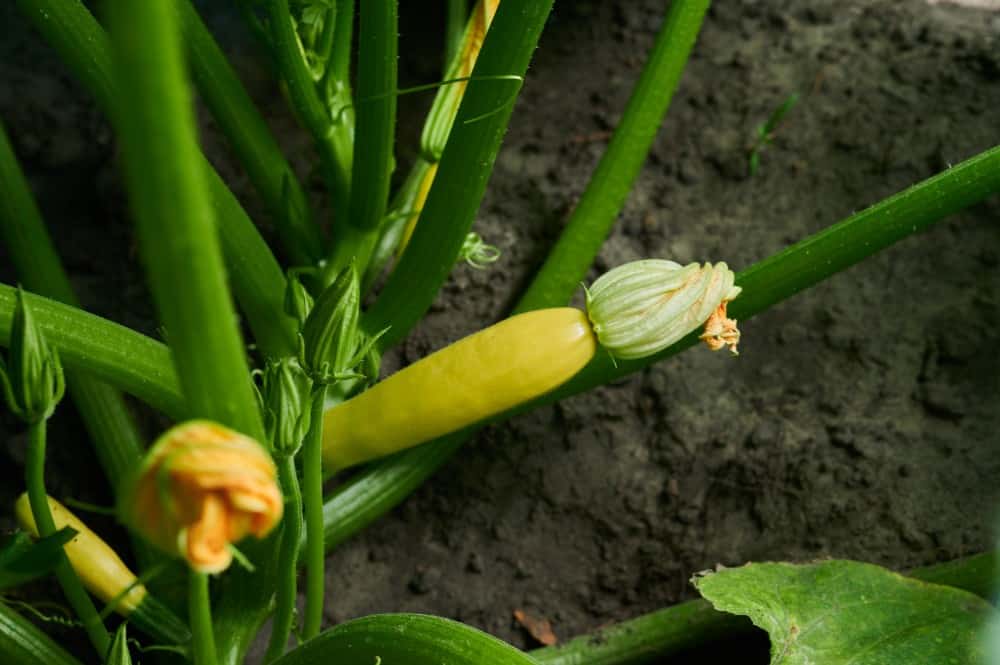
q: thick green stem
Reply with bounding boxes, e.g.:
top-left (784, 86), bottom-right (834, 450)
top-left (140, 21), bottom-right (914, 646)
top-left (0, 120), bottom-right (145, 493)
top-left (267, 0), bottom-right (353, 228)
top-left (516, 0), bottom-right (711, 313)
top-left (528, 552), bottom-right (997, 665)
top-left (265, 456), bottom-right (304, 663)
top-left (189, 572), bottom-right (219, 665)
top-left (0, 285), bottom-right (184, 419)
top-left (301, 389), bottom-right (328, 639)
top-left (108, 0), bottom-right (265, 440)
top-left (13, 0), bottom-right (297, 360)
top-left (25, 421), bottom-right (111, 656)
top-left (178, 0), bottom-right (321, 266)
top-left (325, 0), bottom-right (398, 276)
top-left (322, 141), bottom-right (1000, 551)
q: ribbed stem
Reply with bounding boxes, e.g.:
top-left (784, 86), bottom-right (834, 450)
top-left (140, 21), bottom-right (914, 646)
top-left (107, 0), bottom-right (265, 440)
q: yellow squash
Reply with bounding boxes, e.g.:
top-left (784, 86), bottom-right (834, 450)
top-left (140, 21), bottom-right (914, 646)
top-left (15, 494), bottom-right (146, 613)
top-left (323, 307), bottom-right (596, 472)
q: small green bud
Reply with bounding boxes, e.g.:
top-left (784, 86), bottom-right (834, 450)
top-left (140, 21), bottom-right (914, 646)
top-left (0, 288), bottom-right (65, 423)
top-left (301, 264), bottom-right (361, 383)
top-left (283, 268), bottom-right (315, 327)
top-left (105, 623), bottom-right (133, 665)
top-left (259, 357), bottom-right (313, 455)
top-left (585, 260), bottom-right (742, 359)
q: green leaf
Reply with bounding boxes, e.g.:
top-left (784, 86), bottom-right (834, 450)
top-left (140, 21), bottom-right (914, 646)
top-left (0, 528), bottom-right (76, 590)
top-left (271, 613), bottom-right (540, 665)
top-left (693, 560), bottom-right (994, 665)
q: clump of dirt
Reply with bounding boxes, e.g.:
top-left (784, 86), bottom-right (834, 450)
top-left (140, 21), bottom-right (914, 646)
top-left (1, 0), bottom-right (999, 663)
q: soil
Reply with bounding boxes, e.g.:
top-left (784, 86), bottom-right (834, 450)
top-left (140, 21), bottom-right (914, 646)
top-left (2, 1), bottom-right (1000, 663)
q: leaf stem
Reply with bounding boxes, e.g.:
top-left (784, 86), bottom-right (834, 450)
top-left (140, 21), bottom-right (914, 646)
top-left (178, 0), bottom-right (322, 265)
top-left (107, 0), bottom-right (265, 440)
top-left (25, 420), bottom-right (111, 655)
top-left (515, 0), bottom-right (711, 313)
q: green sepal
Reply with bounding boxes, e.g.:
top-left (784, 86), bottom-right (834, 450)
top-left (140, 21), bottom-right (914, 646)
top-left (103, 623), bottom-right (131, 665)
top-left (283, 268), bottom-right (316, 328)
top-left (0, 288), bottom-right (65, 423)
top-left (0, 528), bottom-right (76, 591)
top-left (300, 263), bottom-right (361, 383)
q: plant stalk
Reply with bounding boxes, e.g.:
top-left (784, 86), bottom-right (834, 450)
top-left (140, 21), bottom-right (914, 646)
top-left (189, 572), bottom-right (219, 665)
top-left (264, 455), bottom-right (304, 662)
top-left (25, 420), bottom-right (111, 655)
top-left (301, 388), bottom-right (328, 639)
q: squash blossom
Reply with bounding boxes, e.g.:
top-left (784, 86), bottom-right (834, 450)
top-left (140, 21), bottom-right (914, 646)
top-left (323, 259), bottom-right (741, 473)
top-left (121, 420), bottom-right (283, 574)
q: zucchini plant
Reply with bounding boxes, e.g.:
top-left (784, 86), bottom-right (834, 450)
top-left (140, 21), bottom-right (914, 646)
top-left (0, 1), bottom-right (997, 664)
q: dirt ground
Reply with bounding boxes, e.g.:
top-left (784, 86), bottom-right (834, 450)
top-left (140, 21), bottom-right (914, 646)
top-left (2, 1), bottom-right (999, 663)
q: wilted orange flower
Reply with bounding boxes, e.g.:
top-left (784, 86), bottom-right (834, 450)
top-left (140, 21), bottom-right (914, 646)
top-left (122, 420), bottom-right (283, 574)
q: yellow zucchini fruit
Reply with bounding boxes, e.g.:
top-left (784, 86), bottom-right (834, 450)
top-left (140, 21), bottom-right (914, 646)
top-left (323, 307), bottom-right (596, 472)
top-left (15, 494), bottom-right (146, 613)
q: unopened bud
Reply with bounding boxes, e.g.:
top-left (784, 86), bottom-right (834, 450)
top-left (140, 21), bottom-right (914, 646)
top-left (0, 288), bottom-right (65, 423)
top-left (301, 264), bottom-right (361, 383)
top-left (259, 357), bottom-right (313, 454)
top-left (283, 268), bottom-right (315, 328)
top-left (586, 260), bottom-right (742, 359)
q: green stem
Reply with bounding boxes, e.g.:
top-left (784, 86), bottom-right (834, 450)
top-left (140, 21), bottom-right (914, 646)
top-left (0, 601), bottom-right (83, 665)
top-left (444, 0), bottom-right (467, 68)
top-left (361, 0), bottom-right (555, 349)
top-left (13, 0), bottom-right (297, 360)
top-left (264, 455), bottom-right (304, 663)
top-left (321, 141), bottom-right (1000, 551)
top-left (178, 0), bottom-right (321, 266)
top-left (325, 0), bottom-right (398, 277)
top-left (0, 120), bottom-right (145, 494)
top-left (0, 285), bottom-right (184, 419)
top-left (189, 572), bottom-right (219, 665)
top-left (25, 420), bottom-right (111, 655)
top-left (328, 0), bottom-right (354, 85)
top-left (108, 0), bottom-right (265, 440)
top-left (267, 0), bottom-right (353, 228)
top-left (515, 0), bottom-right (711, 313)
top-left (301, 388), bottom-right (328, 639)
top-left (528, 552), bottom-right (997, 665)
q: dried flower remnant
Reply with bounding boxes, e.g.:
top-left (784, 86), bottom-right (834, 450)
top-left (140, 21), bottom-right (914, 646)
top-left (121, 420), bottom-right (283, 574)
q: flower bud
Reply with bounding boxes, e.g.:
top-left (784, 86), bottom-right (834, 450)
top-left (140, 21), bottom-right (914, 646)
top-left (283, 268), bottom-right (314, 328)
top-left (0, 288), bottom-right (65, 423)
top-left (259, 357), bottom-right (313, 454)
top-left (121, 421), bottom-right (283, 574)
top-left (301, 264), bottom-right (361, 383)
top-left (586, 260), bottom-right (742, 359)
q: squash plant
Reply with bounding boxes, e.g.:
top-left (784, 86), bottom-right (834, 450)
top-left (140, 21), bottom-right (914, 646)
top-left (1, 1), bottom-right (998, 664)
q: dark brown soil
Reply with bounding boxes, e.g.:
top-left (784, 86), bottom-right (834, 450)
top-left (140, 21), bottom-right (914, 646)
top-left (2, 1), bottom-right (999, 663)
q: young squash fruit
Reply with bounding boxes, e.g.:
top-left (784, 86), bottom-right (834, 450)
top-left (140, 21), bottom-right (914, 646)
top-left (322, 260), bottom-right (742, 473)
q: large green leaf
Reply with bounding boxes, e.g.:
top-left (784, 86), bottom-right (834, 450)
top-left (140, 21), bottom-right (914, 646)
top-left (693, 560), bottom-right (994, 665)
top-left (0, 528), bottom-right (75, 591)
top-left (271, 613), bottom-right (540, 665)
